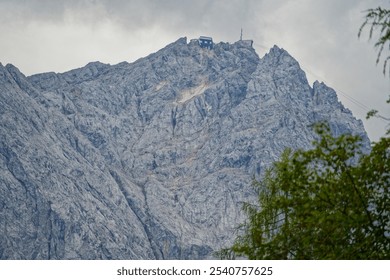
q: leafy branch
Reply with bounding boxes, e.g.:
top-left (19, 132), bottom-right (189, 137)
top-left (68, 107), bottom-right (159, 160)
top-left (358, 7), bottom-right (390, 76)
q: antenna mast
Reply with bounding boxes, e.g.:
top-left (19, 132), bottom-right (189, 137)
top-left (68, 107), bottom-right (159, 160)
top-left (240, 28), bottom-right (243, 41)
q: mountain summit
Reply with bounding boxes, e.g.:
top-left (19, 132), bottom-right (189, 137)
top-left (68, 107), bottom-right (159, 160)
top-left (0, 37), bottom-right (368, 259)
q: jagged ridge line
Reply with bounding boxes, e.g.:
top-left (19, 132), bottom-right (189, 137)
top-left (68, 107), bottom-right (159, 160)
top-left (253, 42), bottom-right (388, 122)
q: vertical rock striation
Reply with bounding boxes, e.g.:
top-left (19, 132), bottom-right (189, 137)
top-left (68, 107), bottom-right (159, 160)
top-left (0, 37), bottom-right (369, 259)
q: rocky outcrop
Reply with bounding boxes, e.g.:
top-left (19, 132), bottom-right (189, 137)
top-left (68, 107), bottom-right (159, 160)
top-left (0, 37), bottom-right (369, 259)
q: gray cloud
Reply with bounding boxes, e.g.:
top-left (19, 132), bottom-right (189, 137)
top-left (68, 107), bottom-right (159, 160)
top-left (0, 0), bottom-right (388, 140)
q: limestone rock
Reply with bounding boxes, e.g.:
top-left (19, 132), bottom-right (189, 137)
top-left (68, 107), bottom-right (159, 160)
top-left (0, 37), bottom-right (369, 259)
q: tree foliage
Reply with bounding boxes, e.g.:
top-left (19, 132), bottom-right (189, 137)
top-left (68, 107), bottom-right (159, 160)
top-left (358, 7), bottom-right (390, 129)
top-left (358, 7), bottom-right (390, 76)
top-left (221, 124), bottom-right (389, 259)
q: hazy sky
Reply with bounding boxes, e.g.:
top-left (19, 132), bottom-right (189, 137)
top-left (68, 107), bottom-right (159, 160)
top-left (0, 0), bottom-right (389, 141)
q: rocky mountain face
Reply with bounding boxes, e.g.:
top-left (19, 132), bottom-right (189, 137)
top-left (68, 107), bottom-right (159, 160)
top-left (0, 37), bottom-right (369, 259)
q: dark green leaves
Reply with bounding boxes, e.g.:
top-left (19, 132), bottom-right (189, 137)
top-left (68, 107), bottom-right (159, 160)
top-left (222, 123), bottom-right (389, 259)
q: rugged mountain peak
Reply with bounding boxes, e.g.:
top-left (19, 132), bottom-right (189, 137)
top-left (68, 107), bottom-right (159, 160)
top-left (5, 63), bottom-right (29, 86)
top-left (171, 36), bottom-right (188, 46)
top-left (0, 62), bottom-right (10, 82)
top-left (5, 63), bottom-right (22, 74)
top-left (312, 80), bottom-right (339, 105)
top-left (0, 37), bottom-right (369, 260)
top-left (261, 45), bottom-right (307, 77)
top-left (0, 63), bottom-right (18, 82)
top-left (269, 44), bottom-right (283, 54)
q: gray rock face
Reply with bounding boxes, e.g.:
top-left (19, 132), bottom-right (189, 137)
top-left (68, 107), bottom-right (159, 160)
top-left (0, 37), bottom-right (369, 259)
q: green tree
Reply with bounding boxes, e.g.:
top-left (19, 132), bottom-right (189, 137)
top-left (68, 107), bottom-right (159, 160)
top-left (220, 124), bottom-right (389, 259)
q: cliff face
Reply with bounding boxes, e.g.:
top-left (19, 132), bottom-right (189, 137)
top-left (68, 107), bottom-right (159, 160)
top-left (0, 37), bottom-right (369, 259)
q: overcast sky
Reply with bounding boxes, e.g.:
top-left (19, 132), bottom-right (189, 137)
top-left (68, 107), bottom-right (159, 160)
top-left (0, 0), bottom-right (389, 141)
